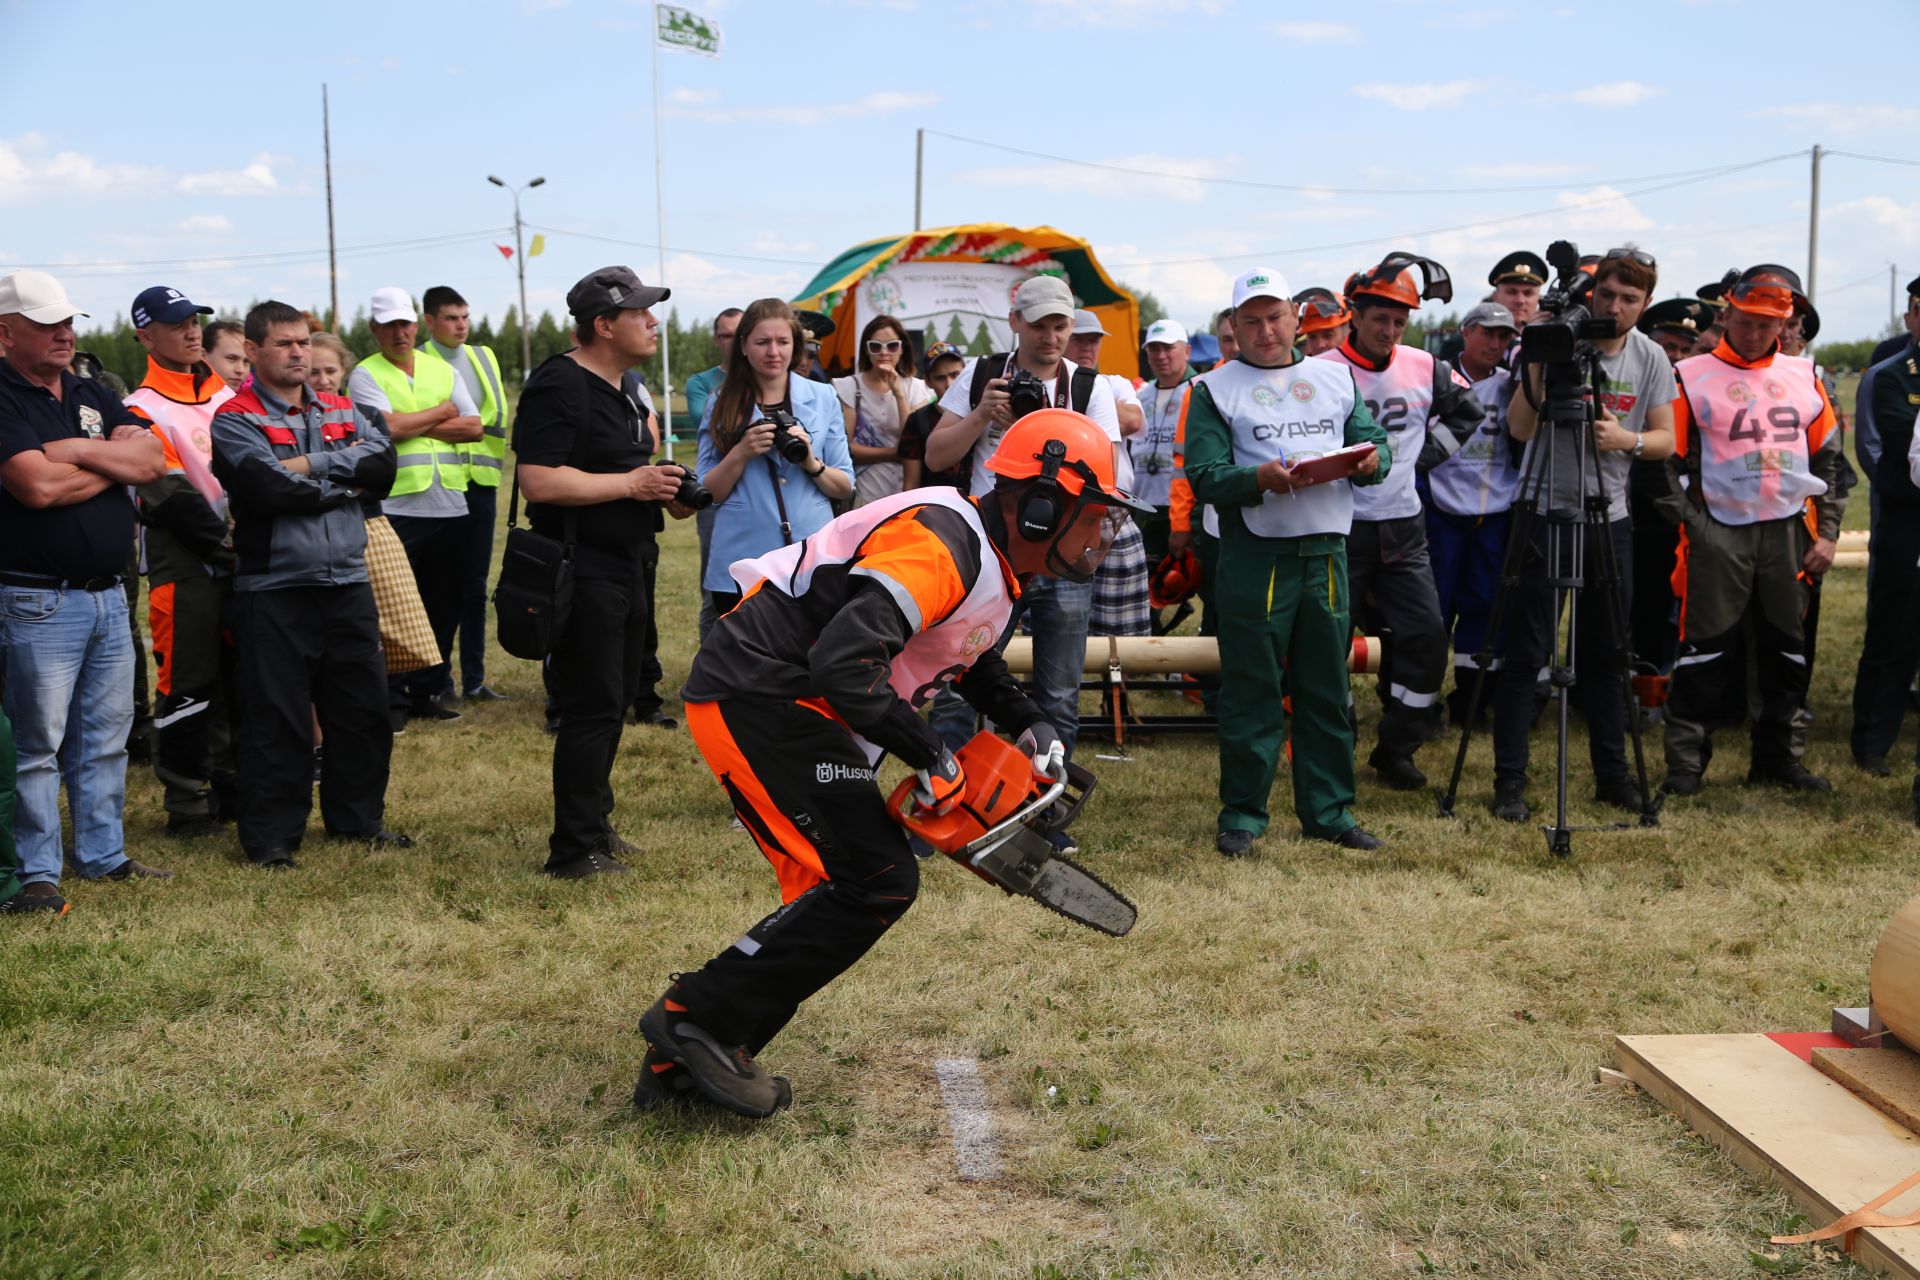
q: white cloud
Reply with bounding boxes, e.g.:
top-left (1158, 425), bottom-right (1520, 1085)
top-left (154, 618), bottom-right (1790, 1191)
top-left (175, 154), bottom-right (281, 197)
top-left (1270, 20), bottom-right (1358, 42)
top-left (1091, 241), bottom-right (1238, 329)
top-left (666, 90), bottom-right (938, 126)
top-left (1352, 80), bottom-right (1486, 111)
top-left (953, 153), bottom-right (1241, 204)
top-left (1834, 197), bottom-right (1920, 248)
top-left (175, 214), bottom-right (233, 234)
top-left (0, 136), bottom-right (295, 205)
top-left (1556, 81), bottom-right (1665, 108)
top-left (1753, 102), bottom-right (1920, 134)
top-left (668, 87), bottom-right (720, 105)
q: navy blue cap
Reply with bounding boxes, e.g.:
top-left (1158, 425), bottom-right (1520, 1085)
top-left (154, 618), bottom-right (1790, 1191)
top-left (131, 285), bottom-right (213, 329)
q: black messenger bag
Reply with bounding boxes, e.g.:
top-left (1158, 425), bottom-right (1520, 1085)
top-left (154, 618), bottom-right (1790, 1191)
top-left (494, 466), bottom-right (577, 660)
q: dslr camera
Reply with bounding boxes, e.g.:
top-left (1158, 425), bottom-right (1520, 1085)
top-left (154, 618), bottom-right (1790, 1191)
top-left (1005, 364), bottom-right (1049, 422)
top-left (760, 406), bottom-right (812, 464)
top-left (664, 462), bottom-right (712, 510)
top-left (1518, 240), bottom-right (1616, 366)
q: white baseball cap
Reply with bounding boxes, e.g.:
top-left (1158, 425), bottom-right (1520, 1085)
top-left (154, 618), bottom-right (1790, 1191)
top-left (1231, 268), bottom-right (1291, 311)
top-left (0, 270), bottom-right (88, 324)
top-left (1013, 275), bottom-right (1076, 322)
top-left (370, 286), bottom-right (417, 324)
top-left (1071, 308), bottom-right (1107, 336)
top-left (1141, 319), bottom-right (1189, 348)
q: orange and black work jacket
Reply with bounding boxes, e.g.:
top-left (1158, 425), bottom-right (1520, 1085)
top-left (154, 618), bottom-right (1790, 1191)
top-left (681, 489), bottom-right (1046, 771)
top-left (210, 385), bottom-right (397, 593)
top-left (1658, 339), bottom-right (1845, 541)
top-left (125, 359), bottom-right (234, 585)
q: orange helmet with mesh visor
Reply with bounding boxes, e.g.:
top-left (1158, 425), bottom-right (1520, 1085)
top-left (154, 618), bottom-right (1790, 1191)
top-left (1347, 251), bottom-right (1454, 311)
top-left (1726, 264), bottom-right (1806, 319)
top-left (1149, 547), bottom-right (1203, 608)
top-left (986, 408), bottom-right (1155, 582)
top-left (1293, 287), bottom-right (1352, 335)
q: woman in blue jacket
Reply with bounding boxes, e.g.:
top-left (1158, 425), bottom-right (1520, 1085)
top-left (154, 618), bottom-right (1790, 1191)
top-left (697, 298), bottom-right (854, 614)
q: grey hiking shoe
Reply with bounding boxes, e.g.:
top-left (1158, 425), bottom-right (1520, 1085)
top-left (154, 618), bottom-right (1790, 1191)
top-left (639, 983), bottom-right (788, 1119)
top-left (633, 1043), bottom-right (790, 1113)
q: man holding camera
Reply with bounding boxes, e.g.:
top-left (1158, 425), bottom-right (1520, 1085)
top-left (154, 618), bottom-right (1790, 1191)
top-left (1492, 249), bottom-right (1676, 822)
top-left (1659, 265), bottom-right (1844, 797)
top-left (1322, 254), bottom-right (1483, 790)
top-left (513, 267), bottom-right (693, 879)
top-left (924, 276), bottom-right (1122, 762)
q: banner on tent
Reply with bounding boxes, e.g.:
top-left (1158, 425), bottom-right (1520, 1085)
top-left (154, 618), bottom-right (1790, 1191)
top-left (856, 261), bottom-right (1063, 357)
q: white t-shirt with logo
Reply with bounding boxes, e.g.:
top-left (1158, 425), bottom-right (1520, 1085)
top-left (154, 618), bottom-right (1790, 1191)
top-left (935, 356), bottom-right (1123, 500)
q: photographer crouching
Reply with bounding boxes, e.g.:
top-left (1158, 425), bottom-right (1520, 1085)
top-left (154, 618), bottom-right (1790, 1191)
top-left (514, 268), bottom-right (696, 879)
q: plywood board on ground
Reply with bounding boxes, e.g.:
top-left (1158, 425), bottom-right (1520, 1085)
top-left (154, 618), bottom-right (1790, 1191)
top-left (1615, 1033), bottom-right (1920, 1279)
top-left (1816, 1047), bottom-right (1920, 1138)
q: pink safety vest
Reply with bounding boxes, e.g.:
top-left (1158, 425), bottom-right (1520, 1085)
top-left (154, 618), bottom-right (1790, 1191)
top-left (123, 383), bottom-right (232, 512)
top-left (1676, 351), bottom-right (1827, 525)
top-left (728, 487), bottom-right (1020, 763)
top-left (1322, 342), bottom-right (1438, 521)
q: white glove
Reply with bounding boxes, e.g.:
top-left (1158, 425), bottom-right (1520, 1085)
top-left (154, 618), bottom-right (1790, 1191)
top-left (1017, 722), bottom-right (1065, 774)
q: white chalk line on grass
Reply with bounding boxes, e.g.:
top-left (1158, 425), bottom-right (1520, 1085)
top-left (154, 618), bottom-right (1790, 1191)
top-left (933, 1057), bottom-right (1003, 1181)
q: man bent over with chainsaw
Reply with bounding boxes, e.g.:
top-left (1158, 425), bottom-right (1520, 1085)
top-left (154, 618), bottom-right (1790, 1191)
top-left (639, 408), bottom-right (1152, 1117)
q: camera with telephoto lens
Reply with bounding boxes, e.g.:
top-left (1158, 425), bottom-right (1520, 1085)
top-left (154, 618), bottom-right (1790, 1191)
top-left (1005, 365), bottom-right (1049, 422)
top-left (666, 462), bottom-right (712, 510)
top-left (1519, 240), bottom-right (1617, 367)
top-left (760, 406), bottom-right (812, 464)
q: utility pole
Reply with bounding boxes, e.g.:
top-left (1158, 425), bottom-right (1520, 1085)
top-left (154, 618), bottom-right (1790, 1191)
top-left (488, 174), bottom-right (545, 379)
top-left (1806, 143), bottom-right (1822, 303)
top-left (323, 85), bottom-right (338, 334)
top-left (914, 128), bottom-right (924, 231)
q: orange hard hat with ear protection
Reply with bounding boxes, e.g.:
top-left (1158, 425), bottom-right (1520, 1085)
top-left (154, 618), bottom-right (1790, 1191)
top-left (1346, 251), bottom-right (1454, 311)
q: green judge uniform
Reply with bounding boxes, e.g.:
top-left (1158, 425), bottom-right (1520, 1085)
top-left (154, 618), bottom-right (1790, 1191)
top-left (1183, 352), bottom-right (1390, 839)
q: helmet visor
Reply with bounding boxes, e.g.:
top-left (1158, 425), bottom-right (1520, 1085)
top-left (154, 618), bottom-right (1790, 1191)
top-left (1045, 497), bottom-right (1126, 583)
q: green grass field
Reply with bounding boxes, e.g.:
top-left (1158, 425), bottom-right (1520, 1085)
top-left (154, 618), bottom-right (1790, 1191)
top-left (0, 469), bottom-right (1905, 1279)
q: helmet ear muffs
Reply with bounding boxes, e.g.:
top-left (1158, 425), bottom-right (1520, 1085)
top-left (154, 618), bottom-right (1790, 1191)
top-left (1017, 440), bottom-right (1068, 541)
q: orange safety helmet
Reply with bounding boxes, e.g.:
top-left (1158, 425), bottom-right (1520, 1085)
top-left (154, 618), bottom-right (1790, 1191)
top-left (1293, 286), bottom-right (1351, 335)
top-left (1725, 263), bottom-right (1807, 319)
top-left (1346, 251), bottom-right (1454, 312)
top-left (985, 407), bottom-right (1154, 581)
top-left (1148, 547), bottom-right (1203, 608)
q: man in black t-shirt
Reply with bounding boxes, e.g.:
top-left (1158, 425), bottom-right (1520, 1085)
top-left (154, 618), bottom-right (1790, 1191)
top-left (513, 267), bottom-right (694, 878)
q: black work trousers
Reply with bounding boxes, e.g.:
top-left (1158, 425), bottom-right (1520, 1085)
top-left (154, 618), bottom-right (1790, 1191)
top-left (387, 512), bottom-right (468, 711)
top-left (675, 697), bottom-right (918, 1055)
top-left (1492, 515), bottom-right (1635, 787)
top-left (1851, 502), bottom-right (1920, 764)
top-left (229, 584), bottom-right (391, 858)
top-left (546, 557), bottom-right (649, 867)
top-left (1347, 514), bottom-right (1447, 762)
top-left (630, 541), bottom-right (666, 720)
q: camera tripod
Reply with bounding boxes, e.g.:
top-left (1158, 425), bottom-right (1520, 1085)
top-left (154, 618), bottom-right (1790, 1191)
top-left (1435, 351), bottom-right (1660, 855)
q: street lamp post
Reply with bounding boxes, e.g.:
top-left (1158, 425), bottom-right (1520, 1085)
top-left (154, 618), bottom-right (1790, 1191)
top-left (488, 174), bottom-right (545, 379)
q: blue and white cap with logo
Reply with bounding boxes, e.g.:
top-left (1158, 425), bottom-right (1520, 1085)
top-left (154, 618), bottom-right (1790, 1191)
top-left (131, 285), bottom-right (213, 329)
top-left (1231, 267), bottom-right (1292, 311)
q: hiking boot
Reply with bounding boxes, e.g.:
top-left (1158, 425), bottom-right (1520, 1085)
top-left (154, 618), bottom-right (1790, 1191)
top-left (0, 883), bottom-right (70, 916)
top-left (250, 851), bottom-right (299, 871)
top-left (1367, 747), bottom-right (1426, 792)
top-left (1662, 771), bottom-right (1703, 798)
top-left (632, 709), bottom-right (677, 730)
top-left (103, 859), bottom-right (174, 881)
top-left (1855, 752), bottom-right (1891, 778)
top-left (1321, 826), bottom-right (1384, 852)
top-left (1491, 779), bottom-right (1530, 823)
top-left (464, 685), bottom-right (510, 703)
top-left (410, 702), bottom-right (462, 723)
top-left (544, 849), bottom-right (633, 879)
top-left (327, 828), bottom-right (416, 850)
top-left (1594, 777), bottom-right (1648, 815)
top-left (604, 830), bottom-right (642, 858)
top-left (1215, 829), bottom-right (1254, 859)
top-left (389, 709), bottom-right (409, 736)
top-left (164, 814), bottom-right (225, 840)
top-left (1747, 762), bottom-right (1832, 793)
top-left (639, 985), bottom-right (788, 1119)
top-left (633, 1044), bottom-right (791, 1113)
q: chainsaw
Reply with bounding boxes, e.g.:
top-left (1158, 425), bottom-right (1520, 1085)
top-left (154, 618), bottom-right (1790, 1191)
top-left (887, 731), bottom-right (1138, 937)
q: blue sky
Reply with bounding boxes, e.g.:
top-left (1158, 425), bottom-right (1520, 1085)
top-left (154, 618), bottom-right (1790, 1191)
top-left (6, 0), bottom-right (1919, 354)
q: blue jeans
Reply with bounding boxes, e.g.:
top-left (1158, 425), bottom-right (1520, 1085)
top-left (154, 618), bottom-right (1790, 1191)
top-left (0, 584), bottom-right (134, 883)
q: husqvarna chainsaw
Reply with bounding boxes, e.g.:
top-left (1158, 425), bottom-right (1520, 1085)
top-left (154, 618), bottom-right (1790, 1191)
top-left (887, 732), bottom-right (1138, 937)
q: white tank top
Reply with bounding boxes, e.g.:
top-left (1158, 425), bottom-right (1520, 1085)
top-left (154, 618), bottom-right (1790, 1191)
top-left (1192, 356), bottom-right (1361, 540)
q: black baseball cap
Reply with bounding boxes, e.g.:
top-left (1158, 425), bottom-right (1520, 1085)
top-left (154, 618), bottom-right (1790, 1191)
top-left (566, 266), bottom-right (669, 321)
top-left (131, 285), bottom-right (213, 329)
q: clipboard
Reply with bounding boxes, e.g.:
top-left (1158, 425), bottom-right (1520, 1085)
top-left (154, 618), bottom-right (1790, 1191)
top-left (1286, 442), bottom-right (1377, 488)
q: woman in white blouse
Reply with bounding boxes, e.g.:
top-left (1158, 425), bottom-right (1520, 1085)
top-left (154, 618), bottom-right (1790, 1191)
top-left (833, 315), bottom-right (932, 506)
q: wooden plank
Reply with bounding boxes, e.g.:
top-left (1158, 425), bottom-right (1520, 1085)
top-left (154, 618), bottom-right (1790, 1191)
top-left (1816, 1048), bottom-right (1920, 1137)
top-left (1615, 1033), bottom-right (1920, 1279)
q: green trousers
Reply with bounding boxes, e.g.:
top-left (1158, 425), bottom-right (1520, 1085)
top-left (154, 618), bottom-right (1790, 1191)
top-left (1215, 537), bottom-right (1358, 839)
top-left (0, 705), bottom-right (19, 904)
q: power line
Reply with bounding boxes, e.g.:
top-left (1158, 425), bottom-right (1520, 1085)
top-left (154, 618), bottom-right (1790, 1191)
top-left (925, 128), bottom-right (1810, 198)
top-left (1827, 150), bottom-right (1920, 170)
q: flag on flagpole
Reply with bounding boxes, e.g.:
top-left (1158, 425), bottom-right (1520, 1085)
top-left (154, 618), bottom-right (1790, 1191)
top-left (495, 244), bottom-right (514, 260)
top-left (528, 234), bottom-right (546, 258)
top-left (655, 3), bottom-right (722, 57)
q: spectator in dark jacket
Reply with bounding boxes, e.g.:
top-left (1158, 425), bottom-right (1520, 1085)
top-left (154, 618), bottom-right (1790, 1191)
top-left (211, 301), bottom-right (406, 870)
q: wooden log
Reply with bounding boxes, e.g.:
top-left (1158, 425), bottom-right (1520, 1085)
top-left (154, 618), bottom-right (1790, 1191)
top-left (1001, 635), bottom-right (1382, 676)
top-left (1873, 894), bottom-right (1920, 1054)
top-left (1833, 550), bottom-right (1869, 570)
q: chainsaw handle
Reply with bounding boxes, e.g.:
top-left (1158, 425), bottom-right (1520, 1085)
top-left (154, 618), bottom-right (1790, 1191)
top-left (959, 763), bottom-right (1071, 865)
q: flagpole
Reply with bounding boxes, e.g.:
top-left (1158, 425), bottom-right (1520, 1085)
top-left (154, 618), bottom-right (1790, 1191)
top-left (652, 3), bottom-right (674, 460)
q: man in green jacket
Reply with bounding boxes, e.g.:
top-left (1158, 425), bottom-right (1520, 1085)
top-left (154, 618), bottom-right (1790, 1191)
top-left (1183, 267), bottom-right (1391, 857)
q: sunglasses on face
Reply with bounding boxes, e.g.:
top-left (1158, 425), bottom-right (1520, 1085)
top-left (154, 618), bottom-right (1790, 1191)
top-left (866, 339), bottom-right (903, 354)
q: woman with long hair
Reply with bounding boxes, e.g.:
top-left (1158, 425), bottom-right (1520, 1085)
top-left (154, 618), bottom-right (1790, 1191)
top-left (833, 314), bottom-right (930, 506)
top-left (697, 298), bottom-right (854, 615)
top-left (307, 331), bottom-right (354, 397)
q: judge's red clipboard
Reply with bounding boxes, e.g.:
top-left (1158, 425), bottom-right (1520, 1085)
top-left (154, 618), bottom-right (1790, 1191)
top-left (1286, 442), bottom-right (1376, 488)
